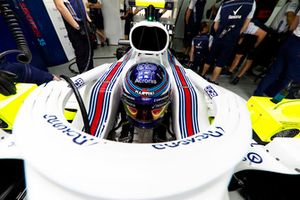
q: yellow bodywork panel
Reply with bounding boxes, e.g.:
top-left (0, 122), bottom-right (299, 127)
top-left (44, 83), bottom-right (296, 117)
top-left (136, 0), bottom-right (166, 8)
top-left (0, 83), bottom-right (78, 130)
top-left (64, 108), bottom-right (77, 122)
top-left (0, 83), bottom-right (37, 130)
top-left (247, 96), bottom-right (300, 142)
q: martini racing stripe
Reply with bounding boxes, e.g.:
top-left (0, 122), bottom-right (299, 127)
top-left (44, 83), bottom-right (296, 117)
top-left (168, 52), bottom-right (200, 138)
top-left (88, 52), bottom-right (131, 137)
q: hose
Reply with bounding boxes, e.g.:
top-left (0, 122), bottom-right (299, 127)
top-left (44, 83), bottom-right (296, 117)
top-left (60, 75), bottom-right (91, 134)
top-left (0, 0), bottom-right (32, 63)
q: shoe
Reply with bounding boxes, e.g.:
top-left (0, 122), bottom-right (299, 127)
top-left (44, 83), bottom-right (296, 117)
top-left (252, 65), bottom-right (265, 76)
top-left (105, 38), bottom-right (109, 46)
top-left (208, 79), bottom-right (219, 85)
top-left (201, 74), bottom-right (209, 80)
top-left (230, 77), bottom-right (240, 85)
top-left (101, 42), bottom-right (105, 47)
top-left (221, 69), bottom-right (233, 77)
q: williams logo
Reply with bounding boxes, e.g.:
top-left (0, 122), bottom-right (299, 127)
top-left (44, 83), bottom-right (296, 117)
top-left (229, 5), bottom-right (242, 19)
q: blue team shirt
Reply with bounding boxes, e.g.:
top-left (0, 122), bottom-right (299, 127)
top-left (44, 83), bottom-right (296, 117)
top-left (216, 0), bottom-right (255, 41)
top-left (192, 34), bottom-right (209, 62)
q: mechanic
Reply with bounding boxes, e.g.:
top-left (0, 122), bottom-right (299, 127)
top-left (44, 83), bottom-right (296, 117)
top-left (226, 22), bottom-right (267, 85)
top-left (253, 9), bottom-right (300, 97)
top-left (200, 0), bottom-right (256, 85)
top-left (117, 62), bottom-right (173, 143)
top-left (253, 0), bottom-right (299, 95)
top-left (0, 58), bottom-right (59, 96)
top-left (54, 0), bottom-right (94, 73)
top-left (254, 0), bottom-right (299, 71)
top-left (189, 21), bottom-right (210, 74)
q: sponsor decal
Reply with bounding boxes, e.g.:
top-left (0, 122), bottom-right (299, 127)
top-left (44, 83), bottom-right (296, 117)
top-left (242, 152), bottom-right (263, 164)
top-left (135, 88), bottom-right (155, 96)
top-left (152, 126), bottom-right (225, 150)
top-left (247, 152), bottom-right (263, 164)
top-left (44, 114), bottom-right (99, 146)
top-left (135, 67), bottom-right (157, 84)
top-left (233, 5), bottom-right (242, 15)
top-left (204, 85), bottom-right (218, 98)
top-left (196, 41), bottom-right (203, 48)
top-left (136, 63), bottom-right (157, 71)
top-left (229, 5), bottom-right (242, 19)
top-left (154, 94), bottom-right (169, 102)
top-left (74, 78), bottom-right (85, 88)
top-left (19, 2), bottom-right (46, 46)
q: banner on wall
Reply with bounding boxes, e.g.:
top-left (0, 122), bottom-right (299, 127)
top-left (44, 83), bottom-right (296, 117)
top-left (0, 0), bottom-right (74, 69)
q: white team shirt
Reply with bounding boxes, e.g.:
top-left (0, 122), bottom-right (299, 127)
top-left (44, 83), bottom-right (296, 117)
top-left (243, 22), bottom-right (259, 34)
top-left (270, 0), bottom-right (299, 33)
top-left (293, 10), bottom-right (300, 37)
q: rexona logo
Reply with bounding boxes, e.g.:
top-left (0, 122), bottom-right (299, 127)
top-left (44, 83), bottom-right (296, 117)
top-left (152, 126), bottom-right (225, 150)
top-left (196, 41), bottom-right (203, 48)
top-left (44, 114), bottom-right (99, 146)
top-left (229, 5), bottom-right (242, 19)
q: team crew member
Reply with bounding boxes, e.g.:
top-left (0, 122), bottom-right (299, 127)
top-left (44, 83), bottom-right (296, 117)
top-left (253, 10), bottom-right (300, 97)
top-left (54, 0), bottom-right (94, 73)
top-left (185, 0), bottom-right (207, 37)
top-left (227, 22), bottom-right (267, 84)
top-left (252, 0), bottom-right (299, 84)
top-left (0, 58), bottom-right (59, 86)
top-left (189, 21), bottom-right (210, 74)
top-left (200, 0), bottom-right (256, 84)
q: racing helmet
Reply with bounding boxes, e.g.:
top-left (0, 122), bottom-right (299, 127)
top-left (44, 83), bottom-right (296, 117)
top-left (122, 62), bottom-right (171, 129)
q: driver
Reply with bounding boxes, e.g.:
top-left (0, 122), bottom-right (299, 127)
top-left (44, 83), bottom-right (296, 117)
top-left (119, 62), bottom-right (172, 142)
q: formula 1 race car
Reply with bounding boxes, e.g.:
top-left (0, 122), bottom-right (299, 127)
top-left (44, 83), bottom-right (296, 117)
top-left (1, 1), bottom-right (300, 200)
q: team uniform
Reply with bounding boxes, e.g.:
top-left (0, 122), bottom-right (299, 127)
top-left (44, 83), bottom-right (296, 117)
top-left (254, 0), bottom-right (299, 74)
top-left (63, 0), bottom-right (94, 73)
top-left (191, 33), bottom-right (209, 72)
top-left (254, 10), bottom-right (300, 96)
top-left (205, 0), bottom-right (256, 68)
top-left (0, 59), bottom-right (53, 85)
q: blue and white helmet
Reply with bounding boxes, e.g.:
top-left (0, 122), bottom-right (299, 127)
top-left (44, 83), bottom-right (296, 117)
top-left (122, 62), bottom-right (171, 129)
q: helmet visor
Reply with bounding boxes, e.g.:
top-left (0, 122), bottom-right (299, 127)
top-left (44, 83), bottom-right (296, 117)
top-left (124, 103), bottom-right (168, 125)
